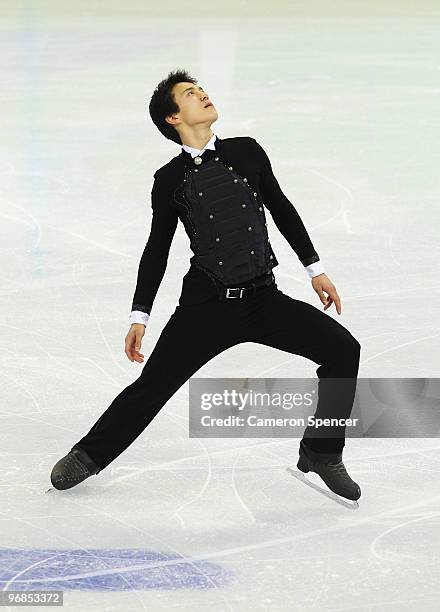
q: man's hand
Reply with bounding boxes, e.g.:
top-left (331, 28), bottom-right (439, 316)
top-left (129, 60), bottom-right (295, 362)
top-left (311, 273), bottom-right (341, 315)
top-left (125, 323), bottom-right (146, 362)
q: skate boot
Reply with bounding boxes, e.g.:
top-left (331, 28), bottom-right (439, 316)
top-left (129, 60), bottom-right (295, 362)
top-left (297, 439), bottom-right (361, 501)
top-left (50, 445), bottom-right (100, 490)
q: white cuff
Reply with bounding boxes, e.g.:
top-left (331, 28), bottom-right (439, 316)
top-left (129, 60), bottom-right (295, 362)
top-left (305, 260), bottom-right (325, 279)
top-left (129, 310), bottom-right (150, 326)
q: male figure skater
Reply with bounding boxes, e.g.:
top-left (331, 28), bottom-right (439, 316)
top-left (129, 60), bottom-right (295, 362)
top-left (51, 69), bottom-right (362, 501)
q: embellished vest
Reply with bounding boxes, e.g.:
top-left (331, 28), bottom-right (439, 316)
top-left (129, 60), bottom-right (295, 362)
top-left (173, 154), bottom-right (279, 286)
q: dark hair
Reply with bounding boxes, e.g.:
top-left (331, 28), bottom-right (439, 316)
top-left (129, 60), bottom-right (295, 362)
top-left (149, 68), bottom-right (198, 145)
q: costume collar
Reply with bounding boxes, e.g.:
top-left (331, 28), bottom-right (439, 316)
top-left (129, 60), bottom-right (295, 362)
top-left (181, 133), bottom-right (217, 158)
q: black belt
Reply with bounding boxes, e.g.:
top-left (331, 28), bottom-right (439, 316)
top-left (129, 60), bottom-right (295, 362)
top-left (220, 273), bottom-right (275, 299)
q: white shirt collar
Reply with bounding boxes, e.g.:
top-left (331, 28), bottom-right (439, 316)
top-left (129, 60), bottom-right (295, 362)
top-left (181, 133), bottom-right (217, 158)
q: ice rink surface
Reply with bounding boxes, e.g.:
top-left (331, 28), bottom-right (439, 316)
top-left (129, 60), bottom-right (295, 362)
top-left (2, 1), bottom-right (440, 609)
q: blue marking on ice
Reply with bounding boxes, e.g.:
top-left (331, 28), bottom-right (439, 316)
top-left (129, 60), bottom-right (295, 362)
top-left (0, 548), bottom-right (233, 591)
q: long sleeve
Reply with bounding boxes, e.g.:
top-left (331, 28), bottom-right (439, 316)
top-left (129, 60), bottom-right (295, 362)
top-left (304, 260), bottom-right (325, 279)
top-left (251, 138), bottom-right (324, 277)
top-left (129, 173), bottom-right (178, 324)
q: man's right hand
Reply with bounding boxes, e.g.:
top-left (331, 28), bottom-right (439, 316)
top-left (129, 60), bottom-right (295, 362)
top-left (125, 323), bottom-right (146, 362)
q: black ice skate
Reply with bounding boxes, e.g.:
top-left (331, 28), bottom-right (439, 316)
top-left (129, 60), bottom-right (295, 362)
top-left (296, 439), bottom-right (361, 502)
top-left (50, 446), bottom-right (100, 490)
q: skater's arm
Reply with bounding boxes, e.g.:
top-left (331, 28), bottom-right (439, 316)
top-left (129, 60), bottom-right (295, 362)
top-left (129, 173), bottom-right (178, 324)
top-left (250, 137), bottom-right (325, 279)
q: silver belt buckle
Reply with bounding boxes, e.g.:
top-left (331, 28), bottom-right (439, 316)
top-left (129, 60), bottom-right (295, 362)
top-left (226, 287), bottom-right (244, 298)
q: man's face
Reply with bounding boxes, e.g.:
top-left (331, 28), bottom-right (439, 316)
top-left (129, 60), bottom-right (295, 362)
top-left (166, 81), bottom-right (218, 129)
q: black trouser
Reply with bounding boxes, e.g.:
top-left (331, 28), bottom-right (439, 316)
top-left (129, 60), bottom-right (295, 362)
top-left (74, 282), bottom-right (361, 472)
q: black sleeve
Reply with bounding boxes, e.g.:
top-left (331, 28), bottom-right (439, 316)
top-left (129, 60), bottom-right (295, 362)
top-left (130, 172), bottom-right (178, 315)
top-left (250, 137), bottom-right (320, 267)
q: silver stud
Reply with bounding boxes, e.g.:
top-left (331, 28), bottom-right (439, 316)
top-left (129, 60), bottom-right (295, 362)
top-left (253, 192), bottom-right (257, 197)
top-left (241, 203), bottom-right (246, 208)
top-left (248, 226), bottom-right (252, 231)
top-left (214, 156), bottom-right (219, 161)
top-left (259, 206), bottom-right (263, 211)
top-left (270, 255), bottom-right (273, 259)
top-left (218, 261), bottom-right (223, 265)
top-left (194, 156), bottom-right (202, 165)
top-left (198, 192), bottom-right (203, 196)
top-left (215, 237), bottom-right (220, 242)
top-left (243, 178), bottom-right (248, 182)
top-left (194, 168), bottom-right (198, 172)
top-left (209, 214), bottom-right (213, 219)
top-left (228, 166), bottom-right (233, 170)
top-left (233, 179), bottom-right (238, 183)
top-left (250, 250), bottom-right (254, 254)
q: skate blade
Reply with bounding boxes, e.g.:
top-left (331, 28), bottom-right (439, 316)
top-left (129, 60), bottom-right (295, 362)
top-left (286, 467), bottom-right (359, 510)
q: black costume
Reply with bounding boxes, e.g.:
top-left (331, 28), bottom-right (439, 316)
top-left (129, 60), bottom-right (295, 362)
top-left (129, 135), bottom-right (323, 321)
top-left (72, 135), bottom-right (361, 473)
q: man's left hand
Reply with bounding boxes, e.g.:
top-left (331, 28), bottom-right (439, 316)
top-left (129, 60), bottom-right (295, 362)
top-left (311, 273), bottom-right (341, 314)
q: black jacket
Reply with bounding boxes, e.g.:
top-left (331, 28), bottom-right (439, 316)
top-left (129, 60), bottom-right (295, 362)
top-left (131, 135), bottom-right (320, 315)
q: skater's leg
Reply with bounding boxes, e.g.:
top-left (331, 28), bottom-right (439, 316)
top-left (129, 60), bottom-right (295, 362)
top-left (73, 301), bottom-right (241, 471)
top-left (247, 287), bottom-right (361, 453)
